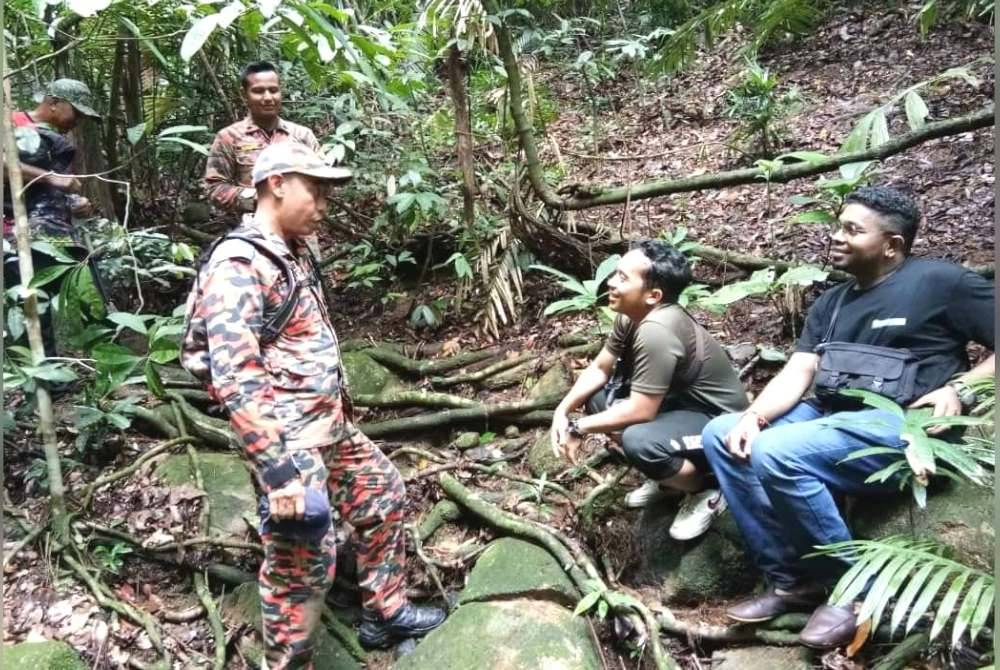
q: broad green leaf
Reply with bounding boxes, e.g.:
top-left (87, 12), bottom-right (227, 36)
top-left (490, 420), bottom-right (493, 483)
top-left (841, 110), bottom-right (876, 154)
top-left (904, 91), bottom-right (929, 130)
top-left (864, 459), bottom-right (909, 484)
top-left (906, 565), bottom-right (952, 633)
top-left (145, 360), bottom-right (166, 398)
top-left (75, 406), bottom-right (107, 429)
top-left (917, 0), bottom-right (938, 35)
top-left (788, 194), bottom-right (821, 206)
top-left (148, 338), bottom-right (180, 365)
top-left (573, 590), bottom-right (602, 616)
top-left (840, 446), bottom-right (904, 463)
top-left (126, 123), bottom-right (146, 145)
top-left (31, 241), bottom-right (78, 263)
top-left (24, 363), bottom-right (78, 382)
top-left (7, 306), bottom-right (24, 340)
top-left (92, 342), bottom-right (143, 368)
top-left (28, 263), bottom-right (73, 289)
top-left (839, 389), bottom-right (905, 417)
top-left (868, 109), bottom-right (890, 148)
top-left (833, 547), bottom-right (897, 606)
top-left (776, 150), bottom-right (829, 165)
top-left (838, 160), bottom-right (874, 182)
top-left (119, 17), bottom-right (175, 78)
top-left (866, 556), bottom-right (920, 631)
top-left (911, 480), bottom-right (928, 507)
top-left (108, 312), bottom-right (148, 336)
top-left (180, 14), bottom-right (220, 62)
top-left (105, 412), bottom-right (132, 430)
top-left (968, 579), bottom-right (994, 641)
top-left (593, 254), bottom-right (621, 287)
top-left (776, 265), bottom-right (828, 287)
top-left (159, 137), bottom-right (210, 155)
top-left (757, 346), bottom-right (786, 362)
top-left (217, 0), bottom-right (245, 29)
top-left (930, 571), bottom-right (969, 641)
top-left (158, 125), bottom-right (210, 137)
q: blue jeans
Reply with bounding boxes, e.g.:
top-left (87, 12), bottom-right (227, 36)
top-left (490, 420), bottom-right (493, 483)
top-left (702, 401), bottom-right (906, 589)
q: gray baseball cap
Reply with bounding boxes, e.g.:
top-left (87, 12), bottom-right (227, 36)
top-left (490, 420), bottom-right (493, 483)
top-left (34, 79), bottom-right (101, 119)
top-left (252, 142), bottom-right (353, 185)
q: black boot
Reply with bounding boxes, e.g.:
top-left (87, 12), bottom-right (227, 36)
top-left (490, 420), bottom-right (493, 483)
top-left (358, 602), bottom-right (446, 649)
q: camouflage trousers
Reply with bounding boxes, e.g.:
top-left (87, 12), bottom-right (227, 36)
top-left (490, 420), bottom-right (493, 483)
top-left (258, 427), bottom-right (408, 670)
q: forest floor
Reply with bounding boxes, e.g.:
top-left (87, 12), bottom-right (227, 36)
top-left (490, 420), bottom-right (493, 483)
top-left (2, 2), bottom-right (994, 669)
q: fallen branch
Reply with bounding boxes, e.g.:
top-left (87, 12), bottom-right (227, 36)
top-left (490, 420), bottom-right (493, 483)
top-left (439, 474), bottom-right (679, 670)
top-left (80, 521), bottom-right (262, 555)
top-left (3, 518), bottom-right (48, 570)
top-left (364, 346), bottom-right (499, 377)
top-left (657, 609), bottom-right (808, 645)
top-left (360, 396), bottom-right (561, 438)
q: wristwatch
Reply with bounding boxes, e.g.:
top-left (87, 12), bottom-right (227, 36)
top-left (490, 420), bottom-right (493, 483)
top-left (567, 417), bottom-right (585, 438)
top-left (948, 380), bottom-right (978, 412)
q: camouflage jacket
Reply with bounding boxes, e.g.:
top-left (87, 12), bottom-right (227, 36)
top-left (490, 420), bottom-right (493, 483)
top-left (180, 221), bottom-right (348, 469)
top-left (203, 116), bottom-right (321, 212)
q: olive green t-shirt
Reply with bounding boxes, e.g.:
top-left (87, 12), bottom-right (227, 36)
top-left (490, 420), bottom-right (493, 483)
top-left (604, 304), bottom-right (748, 415)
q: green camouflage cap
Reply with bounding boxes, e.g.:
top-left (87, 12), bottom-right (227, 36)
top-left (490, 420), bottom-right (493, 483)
top-left (34, 79), bottom-right (101, 119)
top-left (252, 142), bottom-right (353, 185)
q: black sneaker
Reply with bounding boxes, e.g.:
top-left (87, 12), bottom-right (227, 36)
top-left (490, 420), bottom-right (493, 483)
top-left (358, 603), bottom-right (447, 649)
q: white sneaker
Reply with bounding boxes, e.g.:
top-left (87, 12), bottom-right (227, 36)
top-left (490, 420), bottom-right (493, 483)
top-left (624, 480), bottom-right (672, 508)
top-left (669, 489), bottom-right (728, 541)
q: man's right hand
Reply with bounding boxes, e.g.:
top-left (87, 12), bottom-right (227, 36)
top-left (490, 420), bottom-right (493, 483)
top-left (550, 412), bottom-right (570, 457)
top-left (725, 412), bottom-right (762, 462)
top-left (45, 174), bottom-right (81, 192)
top-left (267, 479), bottom-right (306, 521)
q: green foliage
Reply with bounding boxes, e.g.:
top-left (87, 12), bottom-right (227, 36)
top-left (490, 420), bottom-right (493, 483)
top-left (92, 541), bottom-right (133, 574)
top-left (835, 389), bottom-right (992, 508)
top-left (724, 59), bottom-right (800, 158)
top-left (697, 264), bottom-right (828, 314)
top-left (811, 537), bottom-right (994, 647)
top-left (917, 0), bottom-right (995, 35)
top-left (531, 254), bottom-right (619, 326)
top-left (24, 456), bottom-right (83, 493)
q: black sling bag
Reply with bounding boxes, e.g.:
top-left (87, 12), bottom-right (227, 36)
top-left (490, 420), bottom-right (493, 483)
top-left (813, 283), bottom-right (920, 407)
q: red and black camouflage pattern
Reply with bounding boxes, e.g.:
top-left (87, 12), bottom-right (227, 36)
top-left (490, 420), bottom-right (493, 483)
top-left (259, 436), bottom-right (407, 669)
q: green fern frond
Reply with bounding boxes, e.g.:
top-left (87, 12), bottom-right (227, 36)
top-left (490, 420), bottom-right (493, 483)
top-left (751, 0), bottom-right (824, 50)
top-left (475, 233), bottom-right (524, 339)
top-left (652, 0), bottom-right (746, 74)
top-left (814, 536), bottom-right (994, 645)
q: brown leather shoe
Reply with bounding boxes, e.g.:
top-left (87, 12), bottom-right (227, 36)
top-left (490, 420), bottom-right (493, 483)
top-left (799, 603), bottom-right (858, 649)
top-left (726, 584), bottom-right (828, 623)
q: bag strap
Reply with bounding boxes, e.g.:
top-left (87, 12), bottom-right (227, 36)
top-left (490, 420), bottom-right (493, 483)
top-left (678, 305), bottom-right (707, 385)
top-left (194, 233), bottom-right (300, 346)
top-left (820, 281), bottom-right (854, 344)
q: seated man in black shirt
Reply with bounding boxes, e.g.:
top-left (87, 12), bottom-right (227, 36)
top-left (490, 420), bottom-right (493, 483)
top-left (701, 186), bottom-right (994, 649)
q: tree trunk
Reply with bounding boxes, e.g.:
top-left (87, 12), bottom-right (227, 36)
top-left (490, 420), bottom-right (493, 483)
top-left (445, 44), bottom-right (477, 226)
top-left (1, 70), bottom-right (69, 544)
top-left (122, 37), bottom-right (148, 196)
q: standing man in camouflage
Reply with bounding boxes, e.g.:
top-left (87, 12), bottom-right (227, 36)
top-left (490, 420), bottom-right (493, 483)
top-left (182, 143), bottom-right (445, 669)
top-left (203, 62), bottom-right (323, 255)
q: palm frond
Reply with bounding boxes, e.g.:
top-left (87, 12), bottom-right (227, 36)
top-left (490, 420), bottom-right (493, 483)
top-left (751, 0), bottom-right (824, 51)
top-left (475, 231), bottom-right (524, 339)
top-left (814, 537), bottom-right (994, 645)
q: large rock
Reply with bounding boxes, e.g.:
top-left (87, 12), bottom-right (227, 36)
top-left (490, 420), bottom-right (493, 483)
top-left (527, 429), bottom-right (562, 477)
top-left (3, 641), bottom-right (87, 670)
top-left (851, 479), bottom-right (993, 571)
top-left (395, 600), bottom-right (602, 670)
top-left (712, 645), bottom-right (812, 670)
top-left (221, 582), bottom-right (361, 670)
top-left (637, 499), bottom-right (758, 603)
top-left (459, 538), bottom-right (578, 606)
top-left (342, 351), bottom-right (405, 397)
top-left (527, 361), bottom-right (573, 400)
top-left (155, 452), bottom-right (256, 537)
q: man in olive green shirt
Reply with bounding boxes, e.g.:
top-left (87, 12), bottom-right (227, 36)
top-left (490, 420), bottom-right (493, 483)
top-left (551, 240), bottom-right (748, 540)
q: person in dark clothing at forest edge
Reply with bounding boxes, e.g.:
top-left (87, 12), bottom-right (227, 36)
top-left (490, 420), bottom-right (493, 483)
top-left (701, 186), bottom-right (994, 649)
top-left (551, 240), bottom-right (749, 541)
top-left (3, 78), bottom-right (101, 354)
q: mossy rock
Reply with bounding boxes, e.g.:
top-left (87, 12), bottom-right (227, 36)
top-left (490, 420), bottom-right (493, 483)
top-left (459, 538), bottom-right (578, 606)
top-left (396, 600), bottom-right (601, 670)
top-left (221, 582), bottom-right (361, 670)
top-left (851, 479), bottom-right (994, 571)
top-left (712, 645), bottom-right (813, 670)
top-left (527, 429), bottom-right (562, 477)
top-left (452, 431), bottom-right (480, 450)
top-left (527, 361), bottom-right (572, 400)
top-left (342, 351), bottom-right (405, 397)
top-left (3, 641), bottom-right (87, 670)
top-left (155, 452), bottom-right (256, 537)
top-left (638, 499), bottom-right (758, 603)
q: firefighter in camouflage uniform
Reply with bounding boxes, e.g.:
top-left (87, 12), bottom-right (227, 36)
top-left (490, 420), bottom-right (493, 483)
top-left (181, 142), bottom-right (445, 669)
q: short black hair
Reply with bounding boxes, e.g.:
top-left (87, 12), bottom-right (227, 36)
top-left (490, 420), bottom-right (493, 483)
top-left (843, 186), bottom-right (921, 254)
top-left (631, 239), bottom-right (692, 303)
top-left (241, 61), bottom-right (279, 89)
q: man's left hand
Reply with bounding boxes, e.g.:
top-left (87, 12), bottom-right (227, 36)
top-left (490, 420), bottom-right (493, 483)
top-left (560, 434), bottom-right (583, 464)
top-left (908, 385), bottom-right (962, 435)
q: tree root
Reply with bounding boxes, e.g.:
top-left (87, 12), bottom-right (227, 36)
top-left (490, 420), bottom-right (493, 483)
top-left (3, 517), bottom-right (48, 570)
top-left (353, 390), bottom-right (479, 410)
top-left (417, 500), bottom-right (463, 542)
top-left (360, 396), bottom-right (560, 438)
top-left (168, 393), bottom-right (235, 449)
top-left (364, 345), bottom-right (499, 377)
top-left (657, 609), bottom-right (808, 645)
top-left (125, 404), bottom-right (179, 439)
top-left (80, 437), bottom-right (193, 509)
top-left (64, 553), bottom-right (172, 667)
top-left (430, 352), bottom-right (537, 387)
top-left (439, 474), bottom-right (679, 670)
top-left (80, 521), bottom-right (262, 555)
top-left (193, 572), bottom-right (226, 670)
top-left (320, 607), bottom-right (368, 662)
top-left (406, 525), bottom-right (452, 609)
top-left (578, 467), bottom-right (629, 522)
